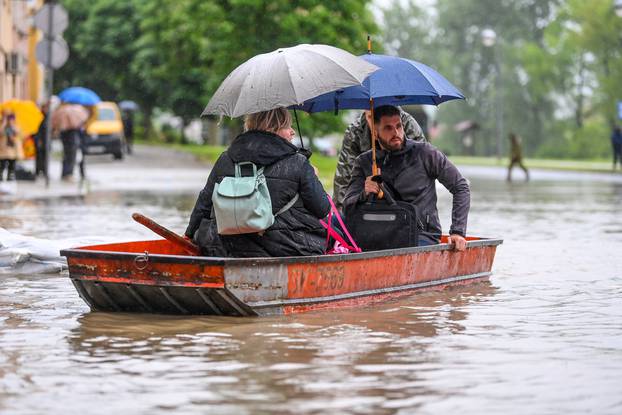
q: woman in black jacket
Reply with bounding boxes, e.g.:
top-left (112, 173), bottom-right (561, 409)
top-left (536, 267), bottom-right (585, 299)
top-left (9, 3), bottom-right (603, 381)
top-left (185, 108), bottom-right (330, 257)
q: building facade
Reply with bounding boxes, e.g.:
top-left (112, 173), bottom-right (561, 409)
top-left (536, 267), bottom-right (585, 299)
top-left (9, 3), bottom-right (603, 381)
top-left (0, 0), bottom-right (43, 103)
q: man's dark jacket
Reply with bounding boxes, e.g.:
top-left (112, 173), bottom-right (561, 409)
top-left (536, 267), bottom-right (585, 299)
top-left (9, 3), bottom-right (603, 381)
top-left (333, 109), bottom-right (425, 210)
top-left (185, 130), bottom-right (330, 257)
top-left (343, 140), bottom-right (470, 240)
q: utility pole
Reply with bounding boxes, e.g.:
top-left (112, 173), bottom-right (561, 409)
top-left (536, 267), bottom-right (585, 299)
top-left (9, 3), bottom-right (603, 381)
top-left (34, 0), bottom-right (69, 186)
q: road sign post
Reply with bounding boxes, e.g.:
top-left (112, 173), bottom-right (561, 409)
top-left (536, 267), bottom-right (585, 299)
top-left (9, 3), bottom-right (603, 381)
top-left (34, 1), bottom-right (69, 187)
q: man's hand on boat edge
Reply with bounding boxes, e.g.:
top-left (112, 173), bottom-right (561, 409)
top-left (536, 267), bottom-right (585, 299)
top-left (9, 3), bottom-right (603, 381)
top-left (448, 234), bottom-right (467, 251)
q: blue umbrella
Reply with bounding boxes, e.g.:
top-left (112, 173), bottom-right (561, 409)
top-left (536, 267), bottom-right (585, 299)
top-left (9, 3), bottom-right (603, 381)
top-left (292, 52), bottom-right (465, 185)
top-left (58, 87), bottom-right (101, 106)
top-left (294, 53), bottom-right (465, 113)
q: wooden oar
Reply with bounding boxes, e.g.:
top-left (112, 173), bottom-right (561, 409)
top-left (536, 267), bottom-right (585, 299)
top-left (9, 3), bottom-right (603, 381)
top-left (132, 212), bottom-right (201, 256)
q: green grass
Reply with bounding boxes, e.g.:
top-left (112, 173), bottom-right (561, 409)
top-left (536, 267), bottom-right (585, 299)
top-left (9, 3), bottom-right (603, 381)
top-left (308, 153), bottom-right (338, 188)
top-left (135, 139), bottom-right (227, 164)
top-left (169, 143), bottom-right (227, 164)
top-left (139, 140), bottom-right (339, 187)
top-left (138, 140), bottom-right (617, 183)
top-left (448, 155), bottom-right (614, 173)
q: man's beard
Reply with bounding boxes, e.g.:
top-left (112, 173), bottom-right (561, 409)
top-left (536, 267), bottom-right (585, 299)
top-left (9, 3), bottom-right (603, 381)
top-left (379, 136), bottom-right (404, 151)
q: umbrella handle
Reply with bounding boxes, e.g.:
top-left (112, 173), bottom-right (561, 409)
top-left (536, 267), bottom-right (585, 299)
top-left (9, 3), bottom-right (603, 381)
top-left (369, 99), bottom-right (383, 199)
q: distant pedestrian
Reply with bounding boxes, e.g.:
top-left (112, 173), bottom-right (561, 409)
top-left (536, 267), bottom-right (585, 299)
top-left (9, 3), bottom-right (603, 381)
top-left (122, 111), bottom-right (134, 154)
top-left (611, 125), bottom-right (622, 170)
top-left (52, 104), bottom-right (89, 181)
top-left (507, 132), bottom-right (529, 182)
top-left (0, 113), bottom-right (23, 181)
top-left (33, 102), bottom-right (50, 178)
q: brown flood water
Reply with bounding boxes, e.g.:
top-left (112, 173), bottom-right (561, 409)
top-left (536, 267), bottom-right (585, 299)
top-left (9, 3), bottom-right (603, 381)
top-left (1, 167), bottom-right (621, 414)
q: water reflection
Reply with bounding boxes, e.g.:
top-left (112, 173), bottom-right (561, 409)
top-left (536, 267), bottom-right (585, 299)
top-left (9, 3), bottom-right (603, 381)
top-left (68, 282), bottom-right (498, 352)
top-left (61, 283), bottom-right (497, 414)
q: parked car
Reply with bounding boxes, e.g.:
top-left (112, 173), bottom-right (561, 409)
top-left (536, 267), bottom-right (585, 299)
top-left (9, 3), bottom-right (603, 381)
top-left (84, 102), bottom-right (125, 159)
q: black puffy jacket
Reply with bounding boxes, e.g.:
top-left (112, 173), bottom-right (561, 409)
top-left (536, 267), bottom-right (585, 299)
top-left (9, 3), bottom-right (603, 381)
top-left (185, 130), bottom-right (330, 257)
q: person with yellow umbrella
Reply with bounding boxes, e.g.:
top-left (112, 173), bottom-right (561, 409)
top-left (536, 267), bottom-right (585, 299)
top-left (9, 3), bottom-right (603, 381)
top-left (0, 100), bottom-right (44, 181)
top-left (0, 112), bottom-right (23, 181)
top-left (0, 99), bottom-right (44, 137)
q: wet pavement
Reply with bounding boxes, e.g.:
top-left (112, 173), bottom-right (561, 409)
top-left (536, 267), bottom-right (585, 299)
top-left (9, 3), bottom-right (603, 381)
top-left (1, 147), bottom-right (621, 414)
top-left (0, 145), bottom-right (208, 201)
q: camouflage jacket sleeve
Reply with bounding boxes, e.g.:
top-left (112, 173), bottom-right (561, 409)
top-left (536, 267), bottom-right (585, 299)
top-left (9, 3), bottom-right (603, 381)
top-left (333, 122), bottom-right (362, 211)
top-left (401, 110), bottom-right (425, 141)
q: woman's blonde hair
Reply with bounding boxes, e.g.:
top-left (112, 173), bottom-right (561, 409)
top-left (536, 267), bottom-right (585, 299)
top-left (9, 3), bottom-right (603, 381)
top-left (244, 108), bottom-right (291, 134)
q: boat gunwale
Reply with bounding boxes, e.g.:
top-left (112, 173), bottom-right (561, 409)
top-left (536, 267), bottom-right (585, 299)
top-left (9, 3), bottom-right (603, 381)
top-left (60, 238), bottom-right (503, 266)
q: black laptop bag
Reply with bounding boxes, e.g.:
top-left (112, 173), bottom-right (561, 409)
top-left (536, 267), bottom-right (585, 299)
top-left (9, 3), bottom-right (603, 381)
top-left (345, 186), bottom-right (421, 251)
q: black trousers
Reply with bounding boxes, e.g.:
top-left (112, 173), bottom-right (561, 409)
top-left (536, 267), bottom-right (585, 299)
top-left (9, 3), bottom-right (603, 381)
top-left (35, 136), bottom-right (47, 176)
top-left (60, 129), bottom-right (80, 177)
top-left (613, 143), bottom-right (622, 168)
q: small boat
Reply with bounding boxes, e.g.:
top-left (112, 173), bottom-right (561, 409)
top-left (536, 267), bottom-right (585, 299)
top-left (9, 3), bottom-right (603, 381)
top-left (60, 235), bottom-right (502, 316)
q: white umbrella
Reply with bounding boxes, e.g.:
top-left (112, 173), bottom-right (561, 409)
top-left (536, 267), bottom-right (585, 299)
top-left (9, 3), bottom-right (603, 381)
top-left (202, 44), bottom-right (378, 118)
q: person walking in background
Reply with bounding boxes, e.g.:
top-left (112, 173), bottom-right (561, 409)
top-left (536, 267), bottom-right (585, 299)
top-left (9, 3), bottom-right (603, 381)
top-left (33, 101), bottom-right (50, 178)
top-left (0, 113), bottom-right (23, 181)
top-left (51, 104), bottom-right (89, 181)
top-left (507, 132), bottom-right (529, 182)
top-left (611, 125), bottom-right (622, 170)
top-left (122, 111), bottom-right (134, 155)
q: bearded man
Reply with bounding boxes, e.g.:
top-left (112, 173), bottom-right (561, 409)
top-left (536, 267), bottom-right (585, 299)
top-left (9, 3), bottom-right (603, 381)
top-left (333, 108), bottom-right (425, 210)
top-left (343, 105), bottom-right (470, 250)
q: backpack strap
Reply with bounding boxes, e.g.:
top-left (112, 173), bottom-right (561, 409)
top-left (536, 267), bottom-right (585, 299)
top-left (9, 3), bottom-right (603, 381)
top-left (275, 193), bottom-right (299, 216)
top-left (228, 152), bottom-right (301, 217)
top-left (234, 161), bottom-right (260, 178)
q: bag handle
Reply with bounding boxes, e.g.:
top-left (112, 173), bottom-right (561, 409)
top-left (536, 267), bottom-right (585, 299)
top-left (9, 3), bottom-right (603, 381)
top-left (320, 193), bottom-right (362, 253)
top-left (235, 161), bottom-right (257, 178)
top-left (380, 183), bottom-right (397, 205)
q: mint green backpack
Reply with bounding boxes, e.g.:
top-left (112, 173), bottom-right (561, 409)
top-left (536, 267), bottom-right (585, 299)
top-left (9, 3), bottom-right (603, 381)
top-left (212, 161), bottom-right (298, 235)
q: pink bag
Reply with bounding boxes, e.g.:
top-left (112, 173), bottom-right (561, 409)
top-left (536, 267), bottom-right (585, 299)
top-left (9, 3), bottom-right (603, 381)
top-left (319, 194), bottom-right (362, 254)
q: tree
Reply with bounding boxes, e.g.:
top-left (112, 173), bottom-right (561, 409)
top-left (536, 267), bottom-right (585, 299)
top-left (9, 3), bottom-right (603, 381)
top-left (55, 0), bottom-right (159, 135)
top-left (56, 0), bottom-right (379, 146)
top-left (55, 0), bottom-right (146, 100)
top-left (380, 0), bottom-right (563, 157)
top-left (198, 0), bottom-right (379, 145)
top-left (131, 0), bottom-right (228, 141)
top-left (563, 0), bottom-right (622, 128)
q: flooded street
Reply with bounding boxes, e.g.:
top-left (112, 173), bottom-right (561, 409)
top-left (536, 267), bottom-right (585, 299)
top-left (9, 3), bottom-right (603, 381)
top-left (1, 149), bottom-right (621, 414)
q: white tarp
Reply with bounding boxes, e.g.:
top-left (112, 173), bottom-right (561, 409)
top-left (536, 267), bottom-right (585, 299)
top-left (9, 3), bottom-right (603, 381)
top-left (0, 228), bottom-right (113, 275)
